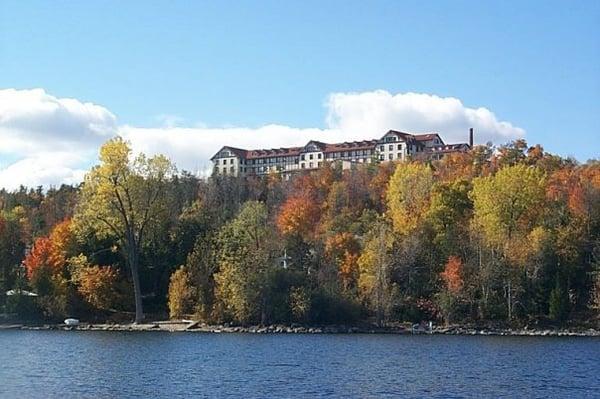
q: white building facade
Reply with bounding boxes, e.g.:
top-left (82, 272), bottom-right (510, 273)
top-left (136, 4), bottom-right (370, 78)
top-left (211, 130), bottom-right (471, 178)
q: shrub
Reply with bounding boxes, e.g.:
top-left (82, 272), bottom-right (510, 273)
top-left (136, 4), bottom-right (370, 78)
top-left (290, 286), bottom-right (310, 323)
top-left (75, 265), bottom-right (120, 310)
top-left (168, 267), bottom-right (195, 319)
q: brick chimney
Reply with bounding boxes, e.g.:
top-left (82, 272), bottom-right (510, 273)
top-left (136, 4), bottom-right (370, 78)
top-left (469, 128), bottom-right (474, 148)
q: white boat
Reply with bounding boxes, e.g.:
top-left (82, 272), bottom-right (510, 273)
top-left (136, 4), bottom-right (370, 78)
top-left (64, 318), bottom-right (80, 326)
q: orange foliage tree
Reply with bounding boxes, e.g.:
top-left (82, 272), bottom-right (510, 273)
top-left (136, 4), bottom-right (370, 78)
top-left (75, 265), bottom-right (119, 310)
top-left (276, 194), bottom-right (321, 240)
top-left (547, 164), bottom-right (600, 221)
top-left (23, 219), bottom-right (72, 280)
top-left (325, 232), bottom-right (360, 291)
top-left (440, 256), bottom-right (463, 294)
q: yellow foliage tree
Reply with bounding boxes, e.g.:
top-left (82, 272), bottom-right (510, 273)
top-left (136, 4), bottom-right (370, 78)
top-left (386, 163), bottom-right (434, 235)
top-left (168, 266), bottom-right (195, 319)
top-left (74, 137), bottom-right (175, 323)
top-left (357, 222), bottom-right (394, 326)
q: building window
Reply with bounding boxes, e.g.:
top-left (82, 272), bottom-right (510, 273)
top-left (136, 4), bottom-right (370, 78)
top-left (309, 162), bottom-right (313, 168)
top-left (380, 145), bottom-right (384, 152)
top-left (230, 166), bottom-right (235, 172)
top-left (317, 162), bottom-right (322, 167)
top-left (301, 155), bottom-right (305, 161)
top-left (301, 163), bottom-right (305, 169)
top-left (318, 153), bottom-right (322, 159)
top-left (389, 154), bottom-right (393, 160)
top-left (309, 154), bottom-right (314, 160)
top-left (397, 144), bottom-right (402, 150)
top-left (388, 145), bottom-right (393, 151)
top-left (397, 153), bottom-right (402, 159)
top-left (379, 155), bottom-right (384, 161)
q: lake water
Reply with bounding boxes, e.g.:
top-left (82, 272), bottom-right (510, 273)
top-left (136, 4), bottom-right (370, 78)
top-left (0, 331), bottom-right (599, 398)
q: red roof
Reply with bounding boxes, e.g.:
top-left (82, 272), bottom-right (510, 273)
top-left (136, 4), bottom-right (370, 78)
top-left (234, 140), bottom-right (380, 159)
top-left (414, 133), bottom-right (441, 141)
top-left (245, 147), bottom-right (303, 159)
top-left (212, 131), bottom-right (460, 160)
top-left (323, 140), bottom-right (379, 153)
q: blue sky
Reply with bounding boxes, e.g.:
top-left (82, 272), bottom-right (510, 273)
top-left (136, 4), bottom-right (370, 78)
top-left (0, 1), bottom-right (598, 188)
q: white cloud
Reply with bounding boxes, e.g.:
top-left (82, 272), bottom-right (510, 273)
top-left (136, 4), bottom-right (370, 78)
top-left (326, 90), bottom-right (524, 144)
top-left (0, 152), bottom-right (89, 190)
top-left (0, 88), bottom-right (525, 189)
top-left (0, 88), bottom-right (117, 154)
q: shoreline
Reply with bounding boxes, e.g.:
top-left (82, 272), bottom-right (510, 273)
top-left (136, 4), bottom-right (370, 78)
top-left (1, 322), bottom-right (599, 337)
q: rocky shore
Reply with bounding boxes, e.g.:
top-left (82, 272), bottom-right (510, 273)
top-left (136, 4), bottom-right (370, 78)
top-left (1, 321), bottom-right (599, 337)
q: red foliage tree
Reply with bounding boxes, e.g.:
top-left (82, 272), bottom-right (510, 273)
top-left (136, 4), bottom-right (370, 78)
top-left (440, 256), bottom-right (464, 294)
top-left (23, 219), bottom-right (72, 280)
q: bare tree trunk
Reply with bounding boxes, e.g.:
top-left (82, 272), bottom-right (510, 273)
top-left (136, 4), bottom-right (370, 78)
top-left (128, 246), bottom-right (144, 324)
top-left (506, 278), bottom-right (512, 322)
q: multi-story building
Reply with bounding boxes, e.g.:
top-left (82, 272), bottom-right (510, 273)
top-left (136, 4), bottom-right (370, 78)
top-left (211, 129), bottom-right (473, 178)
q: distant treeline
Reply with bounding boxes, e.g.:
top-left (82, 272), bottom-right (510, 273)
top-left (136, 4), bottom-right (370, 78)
top-left (1, 138), bottom-right (599, 327)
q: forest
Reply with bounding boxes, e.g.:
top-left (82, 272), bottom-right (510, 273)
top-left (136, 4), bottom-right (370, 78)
top-left (1, 137), bottom-right (599, 328)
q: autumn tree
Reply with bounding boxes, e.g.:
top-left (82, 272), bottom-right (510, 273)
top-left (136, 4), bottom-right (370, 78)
top-left (358, 221), bottom-right (394, 326)
top-left (325, 232), bottom-right (360, 292)
top-left (214, 201), bottom-right (277, 324)
top-left (70, 255), bottom-right (120, 311)
top-left (426, 180), bottom-right (472, 256)
top-left (441, 256), bottom-right (464, 294)
top-left (0, 211), bottom-right (26, 296)
top-left (437, 256), bottom-right (466, 324)
top-left (184, 232), bottom-right (218, 321)
top-left (167, 266), bottom-right (195, 319)
top-left (368, 161), bottom-right (396, 212)
top-left (387, 163), bottom-right (434, 235)
top-left (471, 164), bottom-right (547, 320)
top-left (74, 137), bottom-right (176, 323)
top-left (23, 220), bottom-right (73, 291)
top-left (276, 194), bottom-right (320, 240)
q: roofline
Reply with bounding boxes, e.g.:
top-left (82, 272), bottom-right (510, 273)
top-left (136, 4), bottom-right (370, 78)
top-left (210, 145), bottom-right (248, 160)
top-left (212, 131), bottom-right (456, 160)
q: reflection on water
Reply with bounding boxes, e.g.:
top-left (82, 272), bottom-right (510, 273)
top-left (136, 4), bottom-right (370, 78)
top-left (0, 331), bottom-right (599, 398)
